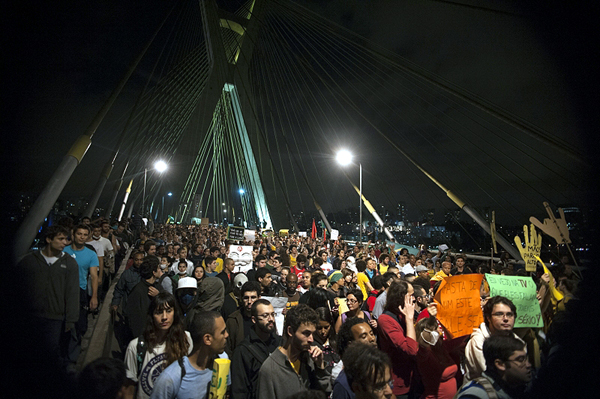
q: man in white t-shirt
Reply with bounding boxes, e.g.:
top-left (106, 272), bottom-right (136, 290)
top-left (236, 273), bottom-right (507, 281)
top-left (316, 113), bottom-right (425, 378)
top-left (88, 224), bottom-right (114, 288)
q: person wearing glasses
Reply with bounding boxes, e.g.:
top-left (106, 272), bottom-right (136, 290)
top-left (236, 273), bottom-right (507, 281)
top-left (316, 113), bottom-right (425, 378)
top-left (231, 299), bottom-right (281, 399)
top-left (464, 296), bottom-right (524, 384)
top-left (455, 335), bottom-right (532, 399)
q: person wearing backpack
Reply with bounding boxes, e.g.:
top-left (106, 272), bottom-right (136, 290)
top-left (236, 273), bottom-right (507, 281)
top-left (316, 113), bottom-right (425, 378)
top-left (124, 293), bottom-right (192, 399)
top-left (455, 335), bottom-right (532, 399)
top-left (230, 299), bottom-right (281, 399)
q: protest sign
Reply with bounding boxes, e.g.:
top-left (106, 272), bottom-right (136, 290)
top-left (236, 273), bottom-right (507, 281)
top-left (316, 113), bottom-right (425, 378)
top-left (514, 224), bottom-right (542, 272)
top-left (485, 274), bottom-right (543, 328)
top-left (244, 229), bottom-right (255, 242)
top-left (227, 226), bottom-right (245, 240)
top-left (434, 274), bottom-right (484, 338)
top-left (330, 229), bottom-right (339, 240)
top-left (229, 245), bottom-right (253, 273)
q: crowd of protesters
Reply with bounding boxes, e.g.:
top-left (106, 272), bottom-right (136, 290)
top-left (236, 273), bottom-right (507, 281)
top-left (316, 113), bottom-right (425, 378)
top-left (17, 218), bottom-right (590, 399)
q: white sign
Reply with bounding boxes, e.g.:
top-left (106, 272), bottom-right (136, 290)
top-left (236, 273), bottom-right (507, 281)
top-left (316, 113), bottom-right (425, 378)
top-left (229, 245), bottom-right (254, 273)
top-left (244, 229), bottom-right (256, 242)
top-left (330, 229), bottom-right (339, 240)
top-left (299, 232), bottom-right (307, 237)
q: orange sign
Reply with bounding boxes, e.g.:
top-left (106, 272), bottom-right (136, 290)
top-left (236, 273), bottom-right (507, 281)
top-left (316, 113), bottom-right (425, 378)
top-left (434, 274), bottom-right (484, 338)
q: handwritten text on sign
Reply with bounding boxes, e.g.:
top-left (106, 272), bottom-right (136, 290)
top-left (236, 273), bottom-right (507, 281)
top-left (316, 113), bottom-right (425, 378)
top-left (485, 274), bottom-right (543, 328)
top-left (434, 274), bottom-right (484, 338)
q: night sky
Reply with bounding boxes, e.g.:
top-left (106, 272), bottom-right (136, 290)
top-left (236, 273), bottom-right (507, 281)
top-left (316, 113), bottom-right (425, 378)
top-left (3, 0), bottom-right (599, 229)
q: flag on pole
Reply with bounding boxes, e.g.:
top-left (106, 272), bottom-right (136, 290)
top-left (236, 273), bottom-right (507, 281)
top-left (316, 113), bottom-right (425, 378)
top-left (311, 219), bottom-right (317, 239)
top-left (323, 227), bottom-right (327, 241)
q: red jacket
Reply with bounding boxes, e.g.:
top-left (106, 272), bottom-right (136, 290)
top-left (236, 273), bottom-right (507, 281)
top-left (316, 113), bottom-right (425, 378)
top-left (377, 311), bottom-right (419, 396)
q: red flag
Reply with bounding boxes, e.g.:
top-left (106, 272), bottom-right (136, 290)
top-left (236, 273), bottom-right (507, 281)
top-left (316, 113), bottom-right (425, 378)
top-left (323, 227), bottom-right (327, 241)
top-left (311, 219), bottom-right (317, 239)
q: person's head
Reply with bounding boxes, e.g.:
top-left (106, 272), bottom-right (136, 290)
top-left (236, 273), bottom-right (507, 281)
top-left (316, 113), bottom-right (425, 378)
top-left (441, 261), bottom-right (452, 275)
top-left (178, 260), bottom-right (188, 275)
top-left (483, 296), bottom-right (517, 335)
top-left (240, 281), bottom-right (261, 315)
top-left (346, 288), bottom-right (364, 312)
top-left (310, 273), bottom-right (327, 289)
top-left (147, 292), bottom-right (181, 334)
top-left (456, 255), bottom-right (466, 268)
top-left (254, 254), bottom-right (267, 268)
top-left (366, 259), bottom-right (377, 271)
top-left (343, 342), bottom-right (393, 399)
top-left (342, 268), bottom-right (355, 284)
top-left (415, 316), bottom-right (443, 348)
top-left (412, 284), bottom-right (428, 310)
top-left (280, 267), bottom-right (290, 283)
top-left (132, 251), bottom-right (145, 269)
top-left (224, 258), bottom-right (235, 273)
top-left (256, 267), bottom-right (273, 290)
top-left (282, 304), bottom-right (319, 351)
top-left (189, 311), bottom-right (228, 355)
top-left (72, 224), bottom-right (90, 246)
top-left (144, 240), bottom-right (157, 256)
top-left (273, 255), bottom-right (282, 270)
top-left (193, 265), bottom-right (205, 281)
top-left (204, 256), bottom-right (217, 272)
top-left (399, 254), bottom-right (408, 265)
top-left (210, 246), bottom-right (220, 257)
top-left (78, 357), bottom-right (132, 399)
top-left (483, 335), bottom-right (532, 386)
top-left (140, 259), bottom-right (161, 281)
top-left (319, 250), bottom-right (328, 262)
top-left (379, 253), bottom-right (390, 265)
top-left (387, 265), bottom-right (400, 278)
top-left (329, 270), bottom-right (345, 289)
top-left (314, 307), bottom-right (334, 345)
top-left (81, 216), bottom-right (91, 225)
top-left (356, 259), bottom-right (367, 273)
top-left (178, 247), bottom-right (187, 259)
top-left (290, 244), bottom-right (298, 255)
top-left (415, 265), bottom-right (429, 279)
top-left (338, 318), bottom-right (377, 357)
top-left (91, 224), bottom-right (102, 240)
top-left (384, 280), bottom-right (413, 314)
top-left (43, 225), bottom-right (70, 252)
top-left (371, 275), bottom-right (385, 293)
top-left (286, 272), bottom-right (299, 292)
top-left (301, 270), bottom-right (312, 289)
top-left (251, 299), bottom-right (276, 335)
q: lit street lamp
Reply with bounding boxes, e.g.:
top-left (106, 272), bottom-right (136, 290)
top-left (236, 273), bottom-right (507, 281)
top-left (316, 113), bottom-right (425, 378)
top-left (336, 150), bottom-right (362, 245)
top-left (143, 160), bottom-right (168, 217)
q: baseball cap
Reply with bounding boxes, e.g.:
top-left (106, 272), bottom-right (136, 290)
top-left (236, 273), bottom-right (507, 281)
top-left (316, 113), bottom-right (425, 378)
top-left (177, 277), bottom-right (198, 290)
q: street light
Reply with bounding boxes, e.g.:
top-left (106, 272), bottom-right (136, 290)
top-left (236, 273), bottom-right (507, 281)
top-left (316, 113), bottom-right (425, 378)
top-left (143, 160), bottom-right (168, 217)
top-left (336, 150), bottom-right (362, 245)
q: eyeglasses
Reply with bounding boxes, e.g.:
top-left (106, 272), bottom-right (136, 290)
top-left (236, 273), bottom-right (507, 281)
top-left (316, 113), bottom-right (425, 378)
top-left (346, 299), bottom-right (359, 304)
top-left (491, 312), bottom-right (515, 318)
top-left (256, 312), bottom-right (275, 320)
top-left (507, 355), bottom-right (529, 367)
top-left (373, 380), bottom-right (393, 392)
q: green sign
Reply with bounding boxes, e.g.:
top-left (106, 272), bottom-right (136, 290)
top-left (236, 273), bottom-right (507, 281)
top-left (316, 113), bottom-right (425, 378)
top-left (485, 274), bottom-right (543, 328)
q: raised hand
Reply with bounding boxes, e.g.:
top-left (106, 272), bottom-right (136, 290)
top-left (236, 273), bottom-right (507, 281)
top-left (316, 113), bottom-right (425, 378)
top-left (514, 223), bottom-right (542, 271)
top-left (529, 202), bottom-right (571, 244)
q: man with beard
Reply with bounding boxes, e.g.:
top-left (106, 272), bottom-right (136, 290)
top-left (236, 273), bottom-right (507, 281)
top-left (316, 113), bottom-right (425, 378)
top-left (231, 299), bottom-right (281, 399)
top-left (258, 304), bottom-right (331, 399)
top-left (225, 281), bottom-right (261, 357)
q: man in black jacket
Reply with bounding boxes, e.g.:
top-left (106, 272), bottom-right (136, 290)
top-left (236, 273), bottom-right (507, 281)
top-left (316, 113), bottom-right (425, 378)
top-left (18, 225), bottom-right (79, 367)
top-left (124, 258), bottom-right (163, 338)
top-left (231, 299), bottom-right (280, 399)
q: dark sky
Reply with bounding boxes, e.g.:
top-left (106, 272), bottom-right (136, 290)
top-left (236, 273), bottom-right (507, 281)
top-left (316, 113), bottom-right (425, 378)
top-left (3, 0), bottom-right (599, 229)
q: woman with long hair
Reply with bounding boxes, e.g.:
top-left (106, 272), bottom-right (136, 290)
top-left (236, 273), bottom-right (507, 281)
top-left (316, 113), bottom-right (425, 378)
top-left (124, 292), bottom-right (192, 399)
top-left (334, 288), bottom-right (377, 333)
top-left (192, 264), bottom-right (205, 285)
top-left (415, 316), bottom-right (459, 399)
top-left (314, 307), bottom-right (340, 379)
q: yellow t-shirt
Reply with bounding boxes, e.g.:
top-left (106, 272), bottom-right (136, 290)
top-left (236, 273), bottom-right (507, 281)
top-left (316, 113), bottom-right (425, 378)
top-left (379, 264), bottom-right (389, 274)
top-left (290, 255), bottom-right (297, 267)
top-left (202, 258), bottom-right (224, 273)
top-left (357, 272), bottom-right (370, 299)
top-left (291, 358), bottom-right (301, 375)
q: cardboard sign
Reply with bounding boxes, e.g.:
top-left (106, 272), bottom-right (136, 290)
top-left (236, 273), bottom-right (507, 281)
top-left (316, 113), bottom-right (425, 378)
top-left (330, 229), bottom-right (339, 240)
top-left (485, 274), bottom-right (543, 328)
top-left (434, 274), bottom-right (484, 338)
top-left (299, 231), bottom-right (307, 237)
top-left (514, 224), bottom-right (542, 272)
top-left (227, 226), bottom-right (245, 240)
top-left (209, 358), bottom-right (230, 399)
top-left (229, 245), bottom-right (253, 273)
top-left (337, 298), bottom-right (349, 315)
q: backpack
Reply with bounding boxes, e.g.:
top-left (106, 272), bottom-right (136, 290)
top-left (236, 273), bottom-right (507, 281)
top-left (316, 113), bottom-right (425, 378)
top-left (453, 377), bottom-right (498, 399)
